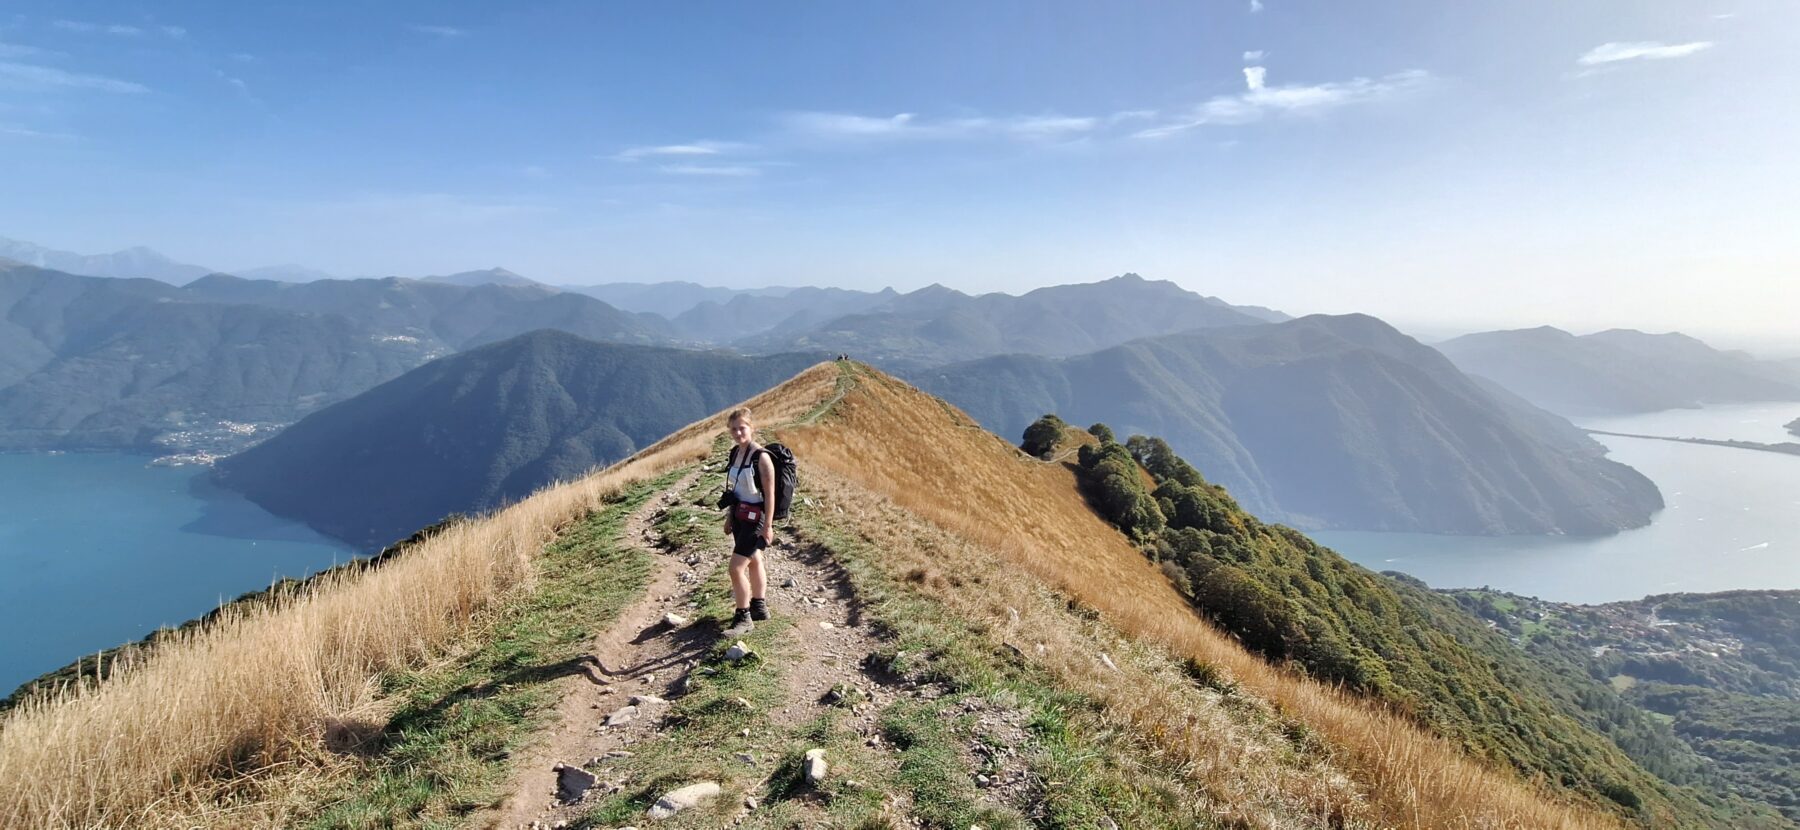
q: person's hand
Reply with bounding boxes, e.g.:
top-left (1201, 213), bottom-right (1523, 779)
top-left (761, 525), bottom-right (774, 545)
top-left (723, 515), bottom-right (733, 536)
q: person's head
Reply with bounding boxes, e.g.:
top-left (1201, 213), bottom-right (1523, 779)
top-left (727, 407), bottom-right (754, 446)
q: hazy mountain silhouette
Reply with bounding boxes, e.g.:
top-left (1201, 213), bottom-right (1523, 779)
top-left (912, 314), bottom-right (1662, 534)
top-left (1438, 327), bottom-right (1800, 416)
top-left (0, 236), bottom-right (213, 285)
top-left (561, 281), bottom-right (795, 318)
top-left (419, 267), bottom-right (544, 288)
top-left (742, 273), bottom-right (1277, 367)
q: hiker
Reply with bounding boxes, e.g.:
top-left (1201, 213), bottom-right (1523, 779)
top-left (720, 406), bottom-right (775, 635)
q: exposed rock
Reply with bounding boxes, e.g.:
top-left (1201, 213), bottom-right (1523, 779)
top-left (630, 694), bottom-right (667, 707)
top-left (1098, 653), bottom-right (1119, 672)
top-left (663, 612), bottom-right (690, 628)
top-left (818, 621), bottom-right (835, 630)
top-left (725, 641), bottom-right (754, 662)
top-left (804, 748), bottom-right (829, 785)
top-left (604, 705), bottom-right (639, 727)
top-left (781, 577), bottom-right (798, 588)
top-left (553, 763), bottom-right (597, 803)
top-left (647, 781), bottom-right (722, 820)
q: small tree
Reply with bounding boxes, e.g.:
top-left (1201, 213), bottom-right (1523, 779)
top-left (1020, 414), bottom-right (1067, 459)
top-left (1087, 422), bottom-right (1115, 444)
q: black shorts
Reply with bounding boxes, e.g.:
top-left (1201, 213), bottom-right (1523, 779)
top-left (732, 518), bottom-right (769, 558)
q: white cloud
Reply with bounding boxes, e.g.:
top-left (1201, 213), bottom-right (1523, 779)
top-left (1578, 41), bottom-right (1713, 65)
top-left (611, 140), bottom-right (752, 161)
top-left (0, 61), bottom-right (147, 93)
top-left (1134, 67), bottom-right (1432, 139)
top-left (660, 164), bottom-right (761, 177)
top-left (52, 20), bottom-right (184, 38)
top-left (1243, 50), bottom-right (1265, 61)
top-left (782, 110), bottom-right (1115, 143)
top-left (0, 123), bottom-right (76, 139)
top-left (1250, 0), bottom-right (1264, 11)
top-left (0, 42), bottom-right (51, 58)
top-left (408, 25), bottom-right (466, 38)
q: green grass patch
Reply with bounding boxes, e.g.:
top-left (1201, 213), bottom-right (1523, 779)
top-left (299, 469), bottom-right (683, 829)
top-left (798, 515), bottom-right (1224, 829)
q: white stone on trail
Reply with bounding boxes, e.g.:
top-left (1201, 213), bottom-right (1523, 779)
top-left (804, 748), bottom-right (829, 785)
top-left (819, 621), bottom-right (835, 630)
top-left (630, 694), bottom-right (667, 707)
top-left (1098, 652), bottom-right (1119, 672)
top-left (662, 612), bottom-right (689, 627)
top-left (604, 705), bottom-right (638, 726)
top-left (647, 781), bottom-right (722, 819)
top-left (725, 641), bottom-right (754, 661)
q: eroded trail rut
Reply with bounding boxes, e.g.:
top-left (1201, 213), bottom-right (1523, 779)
top-left (480, 468), bottom-right (902, 829)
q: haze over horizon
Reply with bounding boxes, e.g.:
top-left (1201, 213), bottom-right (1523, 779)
top-left (3, 0), bottom-right (1796, 343)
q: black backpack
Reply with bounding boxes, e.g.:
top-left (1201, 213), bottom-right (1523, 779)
top-left (752, 444), bottom-right (799, 520)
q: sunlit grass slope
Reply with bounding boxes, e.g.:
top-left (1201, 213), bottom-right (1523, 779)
top-left (0, 359), bottom-right (1632, 828)
top-left (779, 362), bottom-right (1628, 829)
top-left (0, 366), bottom-right (840, 829)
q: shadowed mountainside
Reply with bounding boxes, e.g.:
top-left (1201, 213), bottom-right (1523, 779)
top-left (213, 331), bottom-right (823, 548)
top-left (912, 313), bottom-right (1663, 534)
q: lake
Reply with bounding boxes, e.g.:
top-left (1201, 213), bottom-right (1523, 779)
top-left (0, 454), bottom-right (355, 697)
top-left (1314, 402), bottom-right (1800, 604)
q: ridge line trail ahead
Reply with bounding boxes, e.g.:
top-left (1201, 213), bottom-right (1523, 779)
top-left (481, 465), bottom-right (898, 829)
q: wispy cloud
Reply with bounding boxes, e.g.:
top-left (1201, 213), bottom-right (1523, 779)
top-left (781, 110), bottom-right (1122, 142)
top-left (1249, 0), bottom-right (1265, 12)
top-left (0, 61), bottom-right (147, 93)
top-left (408, 25), bottom-right (466, 38)
top-left (660, 164), bottom-right (761, 177)
top-left (1243, 50), bottom-right (1265, 62)
top-left (1577, 41), bottom-right (1713, 65)
top-left (0, 42), bottom-right (53, 58)
top-left (52, 20), bottom-right (184, 38)
top-left (0, 123), bottom-right (77, 140)
top-left (611, 140), bottom-right (751, 161)
top-left (1133, 65), bottom-right (1432, 139)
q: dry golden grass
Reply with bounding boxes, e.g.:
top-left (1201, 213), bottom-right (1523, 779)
top-left (0, 365), bottom-right (840, 829)
top-left (781, 366), bottom-right (1626, 830)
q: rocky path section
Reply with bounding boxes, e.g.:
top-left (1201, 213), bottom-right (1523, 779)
top-left (480, 471), bottom-right (906, 829)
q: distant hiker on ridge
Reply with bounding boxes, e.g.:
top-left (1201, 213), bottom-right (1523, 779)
top-left (720, 407), bottom-right (775, 635)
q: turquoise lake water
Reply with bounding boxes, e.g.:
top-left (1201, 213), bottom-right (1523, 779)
top-left (1315, 402), bottom-right (1800, 604)
top-left (0, 454), bottom-right (355, 696)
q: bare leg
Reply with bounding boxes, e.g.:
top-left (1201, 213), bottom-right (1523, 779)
top-left (748, 553), bottom-right (767, 600)
top-left (729, 555), bottom-right (752, 609)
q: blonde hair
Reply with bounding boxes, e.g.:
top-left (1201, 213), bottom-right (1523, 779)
top-left (727, 407), bottom-right (753, 425)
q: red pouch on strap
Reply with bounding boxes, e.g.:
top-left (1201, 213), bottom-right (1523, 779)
top-left (733, 502), bottom-right (763, 525)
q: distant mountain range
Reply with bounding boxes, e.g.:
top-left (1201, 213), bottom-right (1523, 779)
top-left (0, 264), bottom-right (434, 451)
top-left (0, 237), bottom-right (214, 285)
top-left (561, 281), bottom-right (795, 318)
top-left (1438, 327), bottom-right (1800, 416)
top-left (912, 314), bottom-right (1663, 534)
top-left (214, 331), bottom-right (823, 548)
top-left (0, 263), bottom-right (673, 451)
top-left (739, 273), bottom-right (1284, 368)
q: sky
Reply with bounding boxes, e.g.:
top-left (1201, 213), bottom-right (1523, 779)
top-left (1, 1), bottom-right (1796, 346)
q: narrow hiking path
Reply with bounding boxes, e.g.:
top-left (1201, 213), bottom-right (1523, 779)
top-left (479, 460), bottom-right (904, 829)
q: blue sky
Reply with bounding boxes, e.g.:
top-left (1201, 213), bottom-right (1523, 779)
top-left (1, 1), bottom-right (1795, 343)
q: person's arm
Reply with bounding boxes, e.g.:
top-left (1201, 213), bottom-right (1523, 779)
top-left (756, 451), bottom-right (776, 543)
top-left (722, 451), bottom-right (736, 535)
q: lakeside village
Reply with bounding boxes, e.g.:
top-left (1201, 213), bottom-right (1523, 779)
top-left (147, 419), bottom-right (277, 466)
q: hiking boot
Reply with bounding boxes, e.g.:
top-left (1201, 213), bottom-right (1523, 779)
top-left (724, 608), bottom-right (755, 637)
top-left (749, 598), bottom-right (770, 622)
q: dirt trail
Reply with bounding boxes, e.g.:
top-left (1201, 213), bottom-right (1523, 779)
top-left (479, 470), bottom-right (710, 830)
top-left (479, 473), bottom-right (897, 830)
